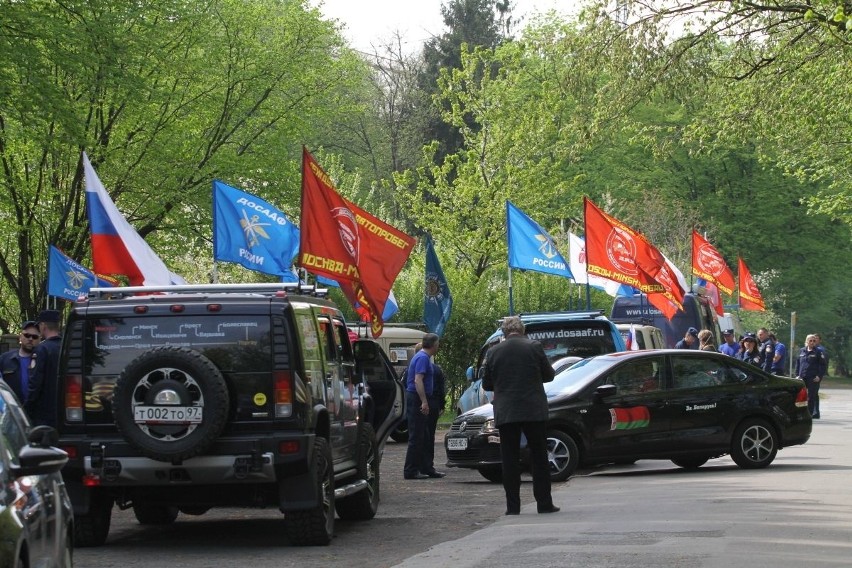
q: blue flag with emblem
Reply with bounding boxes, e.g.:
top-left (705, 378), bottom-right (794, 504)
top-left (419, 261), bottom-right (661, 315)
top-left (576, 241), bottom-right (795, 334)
top-left (424, 237), bottom-right (452, 336)
top-left (506, 201), bottom-right (572, 278)
top-left (213, 180), bottom-right (300, 279)
top-left (47, 245), bottom-right (115, 301)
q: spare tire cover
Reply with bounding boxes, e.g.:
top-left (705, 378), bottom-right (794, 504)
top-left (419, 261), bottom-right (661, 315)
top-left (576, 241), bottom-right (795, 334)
top-left (113, 346), bottom-right (229, 462)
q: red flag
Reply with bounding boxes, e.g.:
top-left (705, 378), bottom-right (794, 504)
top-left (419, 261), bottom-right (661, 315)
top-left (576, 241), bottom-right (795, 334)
top-left (692, 230), bottom-right (735, 296)
top-left (584, 197), bottom-right (685, 316)
top-left (738, 257), bottom-right (765, 311)
top-left (299, 148), bottom-right (415, 336)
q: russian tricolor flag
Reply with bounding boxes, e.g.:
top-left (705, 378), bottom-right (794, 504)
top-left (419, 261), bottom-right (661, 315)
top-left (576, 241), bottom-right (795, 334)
top-left (83, 153), bottom-right (185, 286)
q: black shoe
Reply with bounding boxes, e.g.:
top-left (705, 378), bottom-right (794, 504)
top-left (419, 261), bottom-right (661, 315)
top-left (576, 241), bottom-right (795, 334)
top-left (505, 510), bottom-right (520, 516)
top-left (812, 414), bottom-right (820, 419)
top-left (538, 505), bottom-right (560, 514)
top-left (423, 470), bottom-right (446, 478)
top-left (404, 473), bottom-right (429, 480)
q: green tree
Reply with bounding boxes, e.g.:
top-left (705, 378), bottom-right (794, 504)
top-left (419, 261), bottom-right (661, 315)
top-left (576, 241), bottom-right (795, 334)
top-left (0, 0), bottom-right (370, 329)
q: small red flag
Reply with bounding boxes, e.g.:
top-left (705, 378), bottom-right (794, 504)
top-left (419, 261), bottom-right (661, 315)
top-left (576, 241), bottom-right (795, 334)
top-left (737, 256), bottom-right (765, 311)
top-left (299, 148), bottom-right (415, 336)
top-left (692, 230), bottom-right (735, 296)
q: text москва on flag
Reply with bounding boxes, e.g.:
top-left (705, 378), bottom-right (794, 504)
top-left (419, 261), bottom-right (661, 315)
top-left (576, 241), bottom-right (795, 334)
top-left (83, 153), bottom-right (186, 286)
top-left (299, 147), bottom-right (415, 337)
top-left (212, 180), bottom-right (300, 280)
top-left (506, 201), bottom-right (572, 279)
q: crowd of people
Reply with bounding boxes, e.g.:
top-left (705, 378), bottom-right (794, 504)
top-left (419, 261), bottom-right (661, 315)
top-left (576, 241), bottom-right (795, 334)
top-left (679, 326), bottom-right (828, 418)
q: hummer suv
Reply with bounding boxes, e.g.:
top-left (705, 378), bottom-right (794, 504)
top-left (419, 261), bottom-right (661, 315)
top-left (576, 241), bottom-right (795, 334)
top-left (54, 283), bottom-right (404, 547)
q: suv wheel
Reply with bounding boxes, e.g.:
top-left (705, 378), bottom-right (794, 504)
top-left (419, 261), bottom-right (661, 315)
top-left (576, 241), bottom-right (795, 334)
top-left (389, 421), bottom-right (409, 443)
top-left (671, 456), bottom-right (709, 469)
top-left (335, 424), bottom-right (380, 520)
top-left (133, 503), bottom-right (179, 525)
top-left (284, 437), bottom-right (335, 545)
top-left (75, 490), bottom-right (113, 547)
top-left (113, 347), bottom-right (229, 462)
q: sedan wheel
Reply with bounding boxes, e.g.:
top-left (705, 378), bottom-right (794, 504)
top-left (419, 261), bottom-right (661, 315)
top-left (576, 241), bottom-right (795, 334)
top-left (546, 430), bottom-right (579, 482)
top-left (731, 418), bottom-right (778, 469)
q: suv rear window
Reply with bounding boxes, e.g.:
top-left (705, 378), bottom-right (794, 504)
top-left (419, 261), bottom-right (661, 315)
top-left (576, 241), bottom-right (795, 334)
top-left (79, 315), bottom-right (275, 423)
top-left (524, 322), bottom-right (618, 361)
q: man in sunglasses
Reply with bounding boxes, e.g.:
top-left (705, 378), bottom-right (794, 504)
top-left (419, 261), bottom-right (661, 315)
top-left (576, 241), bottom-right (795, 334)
top-left (0, 320), bottom-right (41, 403)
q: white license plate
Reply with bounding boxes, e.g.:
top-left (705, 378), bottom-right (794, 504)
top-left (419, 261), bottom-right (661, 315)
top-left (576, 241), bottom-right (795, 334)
top-left (447, 438), bottom-right (468, 450)
top-left (134, 406), bottom-right (203, 424)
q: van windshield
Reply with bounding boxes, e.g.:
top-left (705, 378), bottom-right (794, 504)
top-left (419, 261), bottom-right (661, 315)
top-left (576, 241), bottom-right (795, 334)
top-left (611, 294), bottom-right (707, 348)
top-left (524, 322), bottom-right (618, 361)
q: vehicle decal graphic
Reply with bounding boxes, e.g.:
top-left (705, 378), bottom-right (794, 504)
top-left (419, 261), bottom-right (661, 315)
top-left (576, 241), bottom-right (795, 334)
top-left (610, 406), bottom-right (650, 430)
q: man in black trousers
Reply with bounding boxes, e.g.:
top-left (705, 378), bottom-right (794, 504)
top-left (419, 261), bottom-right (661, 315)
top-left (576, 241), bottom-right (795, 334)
top-left (482, 316), bottom-right (559, 515)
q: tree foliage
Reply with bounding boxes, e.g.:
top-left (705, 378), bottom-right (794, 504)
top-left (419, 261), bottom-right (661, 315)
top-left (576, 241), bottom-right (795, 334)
top-left (0, 0), bottom-right (368, 327)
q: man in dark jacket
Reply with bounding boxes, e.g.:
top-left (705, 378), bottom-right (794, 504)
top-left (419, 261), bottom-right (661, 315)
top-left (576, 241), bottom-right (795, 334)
top-left (25, 310), bottom-right (63, 426)
top-left (0, 320), bottom-right (41, 402)
top-left (482, 316), bottom-right (559, 516)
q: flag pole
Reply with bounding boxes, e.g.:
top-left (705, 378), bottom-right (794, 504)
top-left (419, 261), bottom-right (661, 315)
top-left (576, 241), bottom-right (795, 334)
top-left (508, 266), bottom-right (514, 315)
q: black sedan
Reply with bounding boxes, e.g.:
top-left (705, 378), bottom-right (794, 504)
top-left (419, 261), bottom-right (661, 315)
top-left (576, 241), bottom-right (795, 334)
top-left (445, 350), bottom-right (811, 482)
top-left (0, 381), bottom-right (73, 567)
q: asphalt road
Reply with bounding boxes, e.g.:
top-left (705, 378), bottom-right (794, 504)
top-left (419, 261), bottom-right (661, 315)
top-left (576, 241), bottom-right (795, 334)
top-left (75, 389), bottom-right (852, 568)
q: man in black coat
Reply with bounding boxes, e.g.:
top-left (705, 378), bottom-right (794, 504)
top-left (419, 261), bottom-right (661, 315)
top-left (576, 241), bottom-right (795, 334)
top-left (0, 320), bottom-right (41, 403)
top-left (25, 310), bottom-right (63, 427)
top-left (482, 316), bottom-right (559, 515)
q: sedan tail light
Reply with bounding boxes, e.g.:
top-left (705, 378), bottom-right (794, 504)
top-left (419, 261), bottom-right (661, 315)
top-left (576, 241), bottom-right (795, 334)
top-left (795, 387), bottom-right (808, 408)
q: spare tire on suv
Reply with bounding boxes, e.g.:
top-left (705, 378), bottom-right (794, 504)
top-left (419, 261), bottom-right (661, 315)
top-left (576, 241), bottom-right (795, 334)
top-left (112, 346), bottom-right (230, 462)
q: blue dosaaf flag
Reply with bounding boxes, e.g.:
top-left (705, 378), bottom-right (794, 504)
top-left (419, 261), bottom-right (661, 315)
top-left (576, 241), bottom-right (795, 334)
top-left (506, 201), bottom-right (573, 279)
top-left (47, 245), bottom-right (114, 301)
top-left (424, 238), bottom-right (452, 336)
top-left (213, 180), bottom-right (300, 278)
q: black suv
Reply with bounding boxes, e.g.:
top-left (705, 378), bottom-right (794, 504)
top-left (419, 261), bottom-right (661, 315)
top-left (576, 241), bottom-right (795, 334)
top-left (54, 283), bottom-right (404, 547)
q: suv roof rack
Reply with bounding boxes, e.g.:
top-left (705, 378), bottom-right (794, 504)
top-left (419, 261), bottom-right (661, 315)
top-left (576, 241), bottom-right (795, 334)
top-left (87, 282), bottom-right (329, 300)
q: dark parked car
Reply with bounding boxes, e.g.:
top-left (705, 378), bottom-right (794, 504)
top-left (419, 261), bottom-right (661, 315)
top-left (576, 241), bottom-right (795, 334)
top-left (445, 350), bottom-right (812, 482)
top-left (0, 381), bottom-right (74, 567)
top-left (456, 310), bottom-right (625, 414)
top-left (54, 283), bottom-right (404, 547)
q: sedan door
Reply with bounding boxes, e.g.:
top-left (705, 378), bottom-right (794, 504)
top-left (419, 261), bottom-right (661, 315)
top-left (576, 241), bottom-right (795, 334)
top-left (662, 354), bottom-right (742, 452)
top-left (583, 354), bottom-right (672, 461)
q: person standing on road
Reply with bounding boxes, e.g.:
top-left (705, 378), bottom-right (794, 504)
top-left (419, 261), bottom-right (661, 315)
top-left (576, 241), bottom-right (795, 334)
top-left (718, 329), bottom-right (739, 357)
top-left (482, 316), bottom-right (559, 516)
top-left (675, 327), bottom-right (699, 349)
top-left (25, 310), bottom-right (63, 426)
top-left (422, 362), bottom-right (447, 479)
top-left (403, 333), bottom-right (441, 480)
top-left (796, 334), bottom-right (828, 419)
top-left (770, 333), bottom-right (787, 375)
top-left (757, 328), bottom-right (776, 373)
top-left (698, 329), bottom-right (716, 352)
top-left (0, 321), bottom-right (41, 403)
top-left (739, 333), bottom-right (762, 367)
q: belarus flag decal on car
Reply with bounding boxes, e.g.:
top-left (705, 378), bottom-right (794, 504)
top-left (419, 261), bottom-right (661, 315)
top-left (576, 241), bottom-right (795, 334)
top-left (610, 406), bottom-right (650, 430)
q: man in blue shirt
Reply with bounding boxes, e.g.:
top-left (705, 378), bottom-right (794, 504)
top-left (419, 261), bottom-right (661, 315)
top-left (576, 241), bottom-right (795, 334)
top-left (403, 333), bottom-right (441, 479)
top-left (770, 333), bottom-right (787, 375)
top-left (718, 329), bottom-right (739, 357)
top-left (0, 321), bottom-right (40, 402)
top-left (25, 310), bottom-right (63, 426)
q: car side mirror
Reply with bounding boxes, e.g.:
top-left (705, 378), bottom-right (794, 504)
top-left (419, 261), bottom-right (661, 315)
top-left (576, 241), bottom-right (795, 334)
top-left (466, 366), bottom-right (474, 382)
top-left (28, 424), bottom-right (59, 447)
top-left (11, 444), bottom-right (68, 478)
top-left (595, 384), bottom-right (618, 400)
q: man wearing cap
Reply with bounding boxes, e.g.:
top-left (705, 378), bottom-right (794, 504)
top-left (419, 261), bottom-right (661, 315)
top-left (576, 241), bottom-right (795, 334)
top-left (0, 321), bottom-right (41, 403)
top-left (25, 310), bottom-right (63, 426)
top-left (675, 327), bottom-right (699, 349)
top-left (718, 329), bottom-right (739, 357)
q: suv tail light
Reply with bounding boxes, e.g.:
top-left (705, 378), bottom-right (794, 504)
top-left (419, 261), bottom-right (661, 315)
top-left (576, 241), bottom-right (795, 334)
top-left (274, 371), bottom-right (293, 418)
top-left (795, 387), bottom-right (808, 408)
top-left (65, 374), bottom-right (84, 421)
